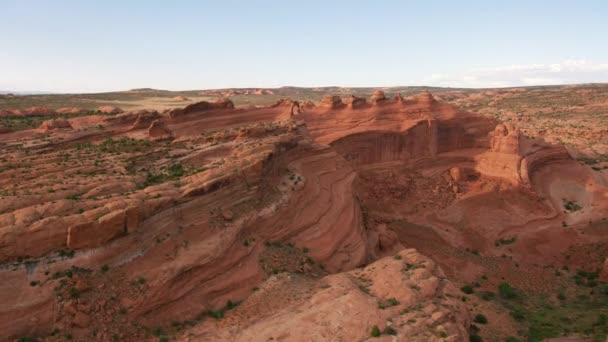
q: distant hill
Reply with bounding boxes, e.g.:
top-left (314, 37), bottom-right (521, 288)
top-left (0, 90), bottom-right (55, 95)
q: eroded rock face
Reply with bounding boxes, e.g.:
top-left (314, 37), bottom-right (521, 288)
top-left (147, 119), bottom-right (173, 140)
top-left (130, 110), bottom-right (161, 130)
top-left (343, 95), bottom-right (367, 109)
top-left (169, 98), bottom-right (235, 119)
top-left (319, 95), bottom-right (345, 109)
top-left (181, 249), bottom-right (470, 342)
top-left (475, 123), bottom-right (572, 186)
top-left (370, 90), bottom-right (387, 105)
top-left (1, 91), bottom-right (606, 341)
top-left (38, 118), bottom-right (73, 131)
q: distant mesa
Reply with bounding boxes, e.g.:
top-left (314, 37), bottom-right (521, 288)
top-left (198, 88), bottom-right (274, 97)
top-left (172, 96), bottom-right (190, 101)
top-left (97, 106), bottom-right (124, 114)
top-left (127, 88), bottom-right (163, 93)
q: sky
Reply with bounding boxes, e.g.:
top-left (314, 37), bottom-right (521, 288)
top-left (1, 0), bottom-right (608, 93)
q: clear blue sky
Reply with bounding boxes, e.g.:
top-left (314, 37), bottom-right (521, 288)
top-left (1, 0), bottom-right (607, 92)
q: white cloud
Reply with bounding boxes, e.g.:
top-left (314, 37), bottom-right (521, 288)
top-left (425, 60), bottom-right (608, 88)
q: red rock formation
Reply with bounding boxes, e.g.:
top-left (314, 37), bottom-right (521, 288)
top-left (475, 123), bottom-right (571, 186)
top-left (343, 95), bottom-right (367, 109)
top-left (182, 249), bottom-right (470, 341)
top-left (0, 91), bottom-right (606, 341)
top-left (319, 95), bottom-right (345, 109)
top-left (169, 98), bottom-right (235, 119)
top-left (147, 119), bottom-right (173, 140)
top-left (130, 111), bottom-right (161, 130)
top-left (172, 96), bottom-right (190, 101)
top-left (38, 118), bottom-right (73, 131)
top-left (370, 90), bottom-right (387, 105)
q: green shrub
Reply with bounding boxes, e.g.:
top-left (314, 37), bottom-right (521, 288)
top-left (470, 335), bottom-right (483, 342)
top-left (498, 282), bottom-right (516, 299)
top-left (474, 314), bottom-right (488, 324)
top-left (370, 325), bottom-right (381, 337)
top-left (461, 285), bottom-right (475, 294)
top-left (69, 287), bottom-right (80, 299)
top-left (384, 326), bottom-right (397, 335)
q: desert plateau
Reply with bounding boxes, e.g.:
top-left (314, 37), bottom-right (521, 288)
top-left (0, 84), bottom-right (607, 342)
top-left (3, 1), bottom-right (608, 341)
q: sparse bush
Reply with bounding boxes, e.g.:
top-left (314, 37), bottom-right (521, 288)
top-left (563, 200), bottom-right (582, 212)
top-left (69, 287), bottom-right (80, 299)
top-left (470, 334), bottom-right (483, 342)
top-left (474, 314), bottom-right (488, 324)
top-left (461, 285), bottom-right (475, 294)
top-left (498, 282), bottom-right (516, 299)
top-left (370, 325), bottom-right (381, 337)
top-left (384, 326), bottom-right (397, 335)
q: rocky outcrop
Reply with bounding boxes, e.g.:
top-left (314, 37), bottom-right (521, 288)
top-left (343, 95), bottom-right (367, 109)
top-left (319, 95), bottom-right (345, 109)
top-left (169, 98), bottom-right (235, 119)
top-left (38, 118), bottom-right (72, 131)
top-left (475, 123), bottom-right (571, 186)
top-left (103, 109), bottom-right (160, 127)
top-left (370, 90), bottom-right (387, 105)
top-left (416, 90), bottom-right (438, 105)
top-left (130, 111), bottom-right (161, 130)
top-left (147, 119), bottom-right (173, 140)
top-left (181, 249), bottom-right (470, 342)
